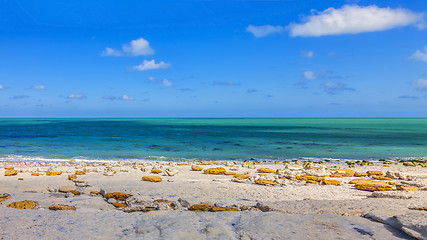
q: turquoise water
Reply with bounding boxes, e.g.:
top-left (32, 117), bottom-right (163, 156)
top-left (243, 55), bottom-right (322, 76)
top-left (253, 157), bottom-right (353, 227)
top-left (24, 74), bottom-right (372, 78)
top-left (0, 118), bottom-right (427, 161)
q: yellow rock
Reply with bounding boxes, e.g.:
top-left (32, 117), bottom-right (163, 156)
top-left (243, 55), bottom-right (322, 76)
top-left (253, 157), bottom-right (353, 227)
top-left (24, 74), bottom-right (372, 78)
top-left (46, 170), bottom-right (62, 176)
top-left (151, 169), bottom-right (162, 174)
top-left (321, 180), bottom-right (340, 186)
top-left (354, 172), bottom-right (368, 177)
top-left (7, 200), bottom-right (39, 209)
top-left (224, 172), bottom-right (236, 175)
top-left (367, 171), bottom-right (383, 176)
top-left (329, 173), bottom-right (343, 178)
top-left (177, 163), bottom-right (188, 166)
top-left (4, 169), bottom-right (18, 176)
top-left (258, 173), bottom-right (267, 177)
top-left (387, 182), bottom-right (399, 185)
top-left (234, 174), bottom-right (250, 179)
top-left (113, 202), bottom-right (127, 208)
top-left (0, 194), bottom-right (11, 203)
top-left (341, 169), bottom-right (355, 177)
top-left (105, 192), bottom-right (133, 201)
top-left (306, 180), bottom-right (318, 184)
top-left (90, 191), bottom-right (100, 195)
top-left (31, 173), bottom-right (40, 176)
top-left (189, 203), bottom-right (215, 211)
top-left (349, 178), bottom-right (372, 184)
top-left (257, 168), bottom-right (275, 173)
top-left (296, 176), bottom-right (317, 181)
top-left (209, 206), bottom-right (239, 212)
top-left (383, 165), bottom-right (390, 167)
top-left (191, 165), bottom-right (203, 171)
top-left (396, 185), bottom-right (419, 191)
top-left (18, 178), bottom-right (23, 181)
top-left (372, 175), bottom-right (391, 181)
top-left (142, 176), bottom-right (162, 182)
top-left (355, 182), bottom-right (392, 192)
top-left (203, 167), bottom-right (226, 175)
top-left (4, 167), bottom-right (14, 170)
top-left (69, 190), bottom-right (81, 195)
top-left (254, 179), bottom-right (277, 185)
top-left (49, 204), bottom-right (76, 211)
top-left (68, 174), bottom-right (77, 181)
top-left (75, 170), bottom-right (85, 175)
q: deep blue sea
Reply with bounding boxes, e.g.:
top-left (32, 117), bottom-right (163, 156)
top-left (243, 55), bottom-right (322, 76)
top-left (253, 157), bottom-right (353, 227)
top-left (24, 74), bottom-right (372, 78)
top-left (1, 118), bottom-right (427, 162)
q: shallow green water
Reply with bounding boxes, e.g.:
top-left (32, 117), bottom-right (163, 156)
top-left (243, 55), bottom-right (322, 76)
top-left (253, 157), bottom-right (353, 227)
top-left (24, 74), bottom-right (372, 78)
top-left (0, 118), bottom-right (426, 161)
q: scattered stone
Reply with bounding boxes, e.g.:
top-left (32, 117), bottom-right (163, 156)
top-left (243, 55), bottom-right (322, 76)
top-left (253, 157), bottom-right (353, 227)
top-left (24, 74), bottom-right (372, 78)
top-left (4, 167), bottom-right (14, 170)
top-left (18, 178), bottom-right (23, 180)
top-left (203, 167), bottom-right (226, 175)
top-left (105, 192), bottom-right (133, 201)
top-left (295, 176), bottom-right (317, 181)
top-left (113, 202), bottom-right (127, 208)
top-left (189, 203), bottom-right (215, 211)
top-left (49, 204), bottom-right (76, 211)
top-left (46, 170), bottom-right (62, 176)
top-left (257, 168), bottom-right (275, 173)
top-left (348, 178), bottom-right (372, 184)
top-left (367, 171), bottom-right (383, 177)
top-left (355, 182), bottom-right (392, 192)
top-left (104, 167), bottom-right (116, 176)
top-left (396, 185), bottom-right (419, 191)
top-left (224, 172), bottom-right (236, 175)
top-left (321, 180), bottom-right (340, 186)
top-left (151, 169), bottom-right (162, 174)
top-left (164, 168), bottom-right (178, 176)
top-left (90, 191), bottom-right (100, 196)
top-left (372, 191), bottom-right (412, 199)
top-left (191, 165), bottom-right (203, 171)
top-left (69, 190), bottom-right (81, 195)
top-left (58, 185), bottom-right (77, 193)
top-left (372, 175), bottom-right (392, 181)
top-left (75, 170), bottom-right (85, 175)
top-left (142, 176), bottom-right (162, 182)
top-left (7, 200), bottom-right (39, 209)
top-left (234, 174), bottom-right (250, 179)
top-left (354, 172), bottom-right (368, 177)
top-left (31, 173), bottom-right (40, 176)
top-left (329, 173), bottom-right (343, 178)
top-left (65, 192), bottom-right (74, 198)
top-left (0, 193), bottom-right (11, 203)
top-left (209, 206), bottom-right (239, 212)
top-left (254, 180), bottom-right (277, 186)
top-left (4, 169), bottom-right (18, 176)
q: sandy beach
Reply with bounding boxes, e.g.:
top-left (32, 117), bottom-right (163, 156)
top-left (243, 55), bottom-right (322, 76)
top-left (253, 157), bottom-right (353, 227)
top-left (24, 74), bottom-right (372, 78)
top-left (0, 160), bottom-right (426, 240)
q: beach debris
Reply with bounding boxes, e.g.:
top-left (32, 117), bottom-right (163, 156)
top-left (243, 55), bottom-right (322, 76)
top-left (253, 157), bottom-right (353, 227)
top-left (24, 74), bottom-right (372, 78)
top-left (49, 204), bottom-right (76, 211)
top-left (4, 169), bottom-right (18, 176)
top-left (104, 167), bottom-right (116, 176)
top-left (203, 167), bottom-right (226, 175)
top-left (105, 192), bottom-right (133, 201)
top-left (191, 165), bottom-right (203, 171)
top-left (142, 176), bottom-right (162, 182)
top-left (396, 185), bottom-right (419, 191)
top-left (355, 182), bottom-right (392, 191)
top-left (257, 168), bottom-right (275, 173)
top-left (164, 168), bottom-right (178, 176)
top-left (0, 193), bottom-right (11, 203)
top-left (7, 200), bottom-right (39, 209)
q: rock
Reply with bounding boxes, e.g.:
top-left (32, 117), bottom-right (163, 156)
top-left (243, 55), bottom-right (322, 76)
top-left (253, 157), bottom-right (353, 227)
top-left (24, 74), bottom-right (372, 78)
top-left (46, 170), bottom-right (62, 176)
top-left (355, 182), bottom-right (392, 191)
top-left (47, 187), bottom-right (56, 193)
top-left (75, 182), bottom-right (90, 188)
top-left (191, 165), bottom-right (203, 171)
top-left (107, 198), bottom-right (117, 204)
top-left (164, 168), bottom-right (178, 176)
top-left (229, 166), bottom-right (239, 171)
top-left (4, 167), bottom-right (14, 170)
top-left (295, 176), bottom-right (317, 181)
top-left (105, 192), bottom-right (132, 201)
top-left (0, 193), bottom-right (11, 203)
top-left (49, 204), bottom-right (76, 211)
top-left (329, 173), bottom-right (343, 178)
top-left (203, 167), bottom-right (226, 175)
top-left (113, 202), bottom-right (127, 208)
top-left (18, 178), bottom-right (23, 180)
top-left (340, 169), bottom-right (355, 177)
top-left (372, 175), bottom-right (392, 181)
top-left (321, 180), bottom-right (340, 186)
top-left (354, 172), bottom-right (368, 177)
top-left (257, 168), bottom-right (275, 173)
top-left (367, 171), bottom-right (383, 177)
top-left (4, 169), bottom-right (18, 176)
top-left (103, 167), bottom-right (116, 176)
top-left (178, 198), bottom-right (190, 208)
top-left (58, 185), bottom-right (77, 193)
top-left (7, 200), bottom-right (39, 209)
top-left (89, 191), bottom-right (100, 196)
top-left (254, 180), bottom-right (277, 186)
top-left (189, 203), bottom-right (215, 211)
top-left (69, 190), bottom-right (81, 195)
top-left (409, 206), bottom-right (427, 211)
top-left (209, 206), bottom-right (239, 212)
top-left (124, 197), bottom-right (161, 212)
top-left (372, 191), bottom-right (413, 199)
top-left (396, 185), bottom-right (419, 191)
top-left (31, 173), bottom-right (40, 176)
top-left (151, 169), bottom-right (162, 174)
top-left (349, 178), bottom-right (372, 184)
top-left (65, 192), bottom-right (74, 198)
top-left (394, 212), bottom-right (427, 240)
top-left (224, 172), bottom-right (236, 175)
top-left (75, 170), bottom-right (85, 175)
top-left (142, 176), bottom-right (162, 182)
top-left (234, 174), bottom-right (250, 179)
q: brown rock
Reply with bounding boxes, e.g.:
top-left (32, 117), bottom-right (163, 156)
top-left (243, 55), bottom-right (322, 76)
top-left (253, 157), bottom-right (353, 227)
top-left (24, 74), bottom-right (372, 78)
top-left (189, 203), bottom-right (215, 211)
top-left (7, 200), bottom-right (39, 209)
top-left (113, 202), bottom-right (127, 208)
top-left (31, 173), bottom-right (40, 176)
top-left (49, 204), bottom-right (76, 211)
top-left (354, 172), bottom-right (368, 177)
top-left (191, 165), bottom-right (203, 171)
top-left (224, 172), bottom-right (236, 175)
top-left (203, 167), bottom-right (226, 175)
top-left (18, 178), bottom-right (23, 181)
top-left (105, 192), bottom-right (133, 201)
top-left (257, 168), bottom-right (275, 173)
top-left (4, 169), bottom-right (18, 176)
top-left (209, 206), bottom-right (239, 212)
top-left (142, 176), bottom-right (162, 182)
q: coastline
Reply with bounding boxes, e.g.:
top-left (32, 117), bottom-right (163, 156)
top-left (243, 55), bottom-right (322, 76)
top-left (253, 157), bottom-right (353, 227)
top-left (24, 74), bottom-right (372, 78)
top-left (1, 159), bottom-right (426, 239)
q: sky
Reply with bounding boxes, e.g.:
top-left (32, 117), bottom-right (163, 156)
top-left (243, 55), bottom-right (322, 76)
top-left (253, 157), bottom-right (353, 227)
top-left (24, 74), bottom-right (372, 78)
top-left (1, 0), bottom-right (427, 118)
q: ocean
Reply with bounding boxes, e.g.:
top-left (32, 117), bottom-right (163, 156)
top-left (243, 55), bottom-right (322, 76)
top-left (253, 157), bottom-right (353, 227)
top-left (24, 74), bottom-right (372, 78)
top-left (1, 118), bottom-right (427, 162)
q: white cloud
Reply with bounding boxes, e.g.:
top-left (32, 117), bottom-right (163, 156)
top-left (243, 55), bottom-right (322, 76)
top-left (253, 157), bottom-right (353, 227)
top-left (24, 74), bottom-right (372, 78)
top-left (303, 71), bottom-right (317, 80)
top-left (101, 38), bottom-right (154, 56)
top-left (246, 24), bottom-right (285, 37)
top-left (162, 79), bottom-right (173, 87)
top-left (289, 5), bottom-right (425, 37)
top-left (67, 93), bottom-right (86, 99)
top-left (410, 46), bottom-right (427, 62)
top-left (120, 94), bottom-right (134, 101)
top-left (412, 78), bottom-right (427, 91)
top-left (133, 60), bottom-right (171, 71)
top-left (301, 51), bottom-right (314, 58)
top-left (33, 85), bottom-right (46, 90)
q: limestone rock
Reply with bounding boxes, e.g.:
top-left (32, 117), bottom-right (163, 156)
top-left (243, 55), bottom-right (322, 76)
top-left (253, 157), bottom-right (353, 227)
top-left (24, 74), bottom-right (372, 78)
top-left (257, 168), bottom-right (275, 173)
top-left (367, 171), bottom-right (383, 177)
top-left (142, 176), bottom-right (162, 182)
top-left (0, 193), bottom-right (11, 203)
top-left (396, 185), bottom-right (419, 191)
top-left (49, 204), bottom-right (76, 211)
top-left (46, 170), bottom-right (62, 176)
top-left (189, 203), bottom-right (215, 211)
top-left (7, 200), bottom-right (39, 209)
top-left (234, 174), bottom-right (250, 179)
top-left (31, 172), bottom-right (40, 176)
top-left (103, 167), bottom-right (116, 176)
top-left (224, 172), bottom-right (236, 175)
top-left (113, 202), bottom-right (127, 208)
top-left (151, 169), bottom-right (162, 174)
top-left (4, 169), bottom-right (18, 176)
top-left (191, 165), bottom-right (203, 171)
top-left (321, 180), bottom-right (340, 186)
top-left (372, 175), bottom-right (392, 181)
top-left (58, 185), bottom-right (76, 193)
top-left (105, 192), bottom-right (132, 201)
top-left (254, 180), bottom-right (277, 186)
top-left (164, 168), bottom-right (178, 176)
top-left (203, 167), bottom-right (226, 175)
top-left (75, 170), bottom-right (85, 175)
top-left (209, 206), bottom-right (239, 212)
top-left (355, 182), bottom-right (392, 191)
top-left (354, 172), bottom-right (368, 177)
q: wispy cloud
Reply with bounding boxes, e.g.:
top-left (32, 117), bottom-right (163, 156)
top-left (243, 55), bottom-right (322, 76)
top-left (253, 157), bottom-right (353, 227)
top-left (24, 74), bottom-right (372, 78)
top-left (10, 95), bottom-right (29, 99)
top-left (323, 81), bottom-right (355, 94)
top-left (213, 81), bottom-right (240, 86)
top-left (409, 46), bottom-right (427, 63)
top-left (120, 95), bottom-right (134, 101)
top-left (101, 38), bottom-right (154, 57)
top-left (67, 93), bottom-right (86, 100)
top-left (399, 95), bottom-right (419, 100)
top-left (301, 50), bottom-right (314, 58)
top-left (303, 71), bottom-right (317, 80)
top-left (411, 78), bottom-right (427, 91)
top-left (246, 24), bottom-right (285, 38)
top-left (289, 5), bottom-right (424, 37)
top-left (162, 79), bottom-right (173, 87)
top-left (33, 85), bottom-right (46, 90)
top-left (133, 60), bottom-right (171, 71)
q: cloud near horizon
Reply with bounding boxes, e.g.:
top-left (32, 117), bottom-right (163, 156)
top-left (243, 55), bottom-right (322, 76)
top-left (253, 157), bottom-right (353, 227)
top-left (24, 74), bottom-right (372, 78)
top-left (246, 24), bottom-right (285, 38)
top-left (133, 60), bottom-right (171, 71)
top-left (289, 5), bottom-right (424, 37)
top-left (101, 38), bottom-right (154, 57)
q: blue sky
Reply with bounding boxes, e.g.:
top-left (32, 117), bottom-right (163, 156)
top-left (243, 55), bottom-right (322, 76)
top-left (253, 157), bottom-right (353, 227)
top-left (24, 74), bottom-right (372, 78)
top-left (1, 0), bottom-right (427, 117)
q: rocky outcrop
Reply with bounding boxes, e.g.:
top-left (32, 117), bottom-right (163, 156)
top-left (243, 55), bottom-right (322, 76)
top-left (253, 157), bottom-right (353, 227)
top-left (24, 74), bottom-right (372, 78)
top-left (49, 204), bottom-right (76, 211)
top-left (7, 200), bottom-right (39, 209)
top-left (355, 182), bottom-right (392, 191)
top-left (105, 192), bottom-right (133, 201)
